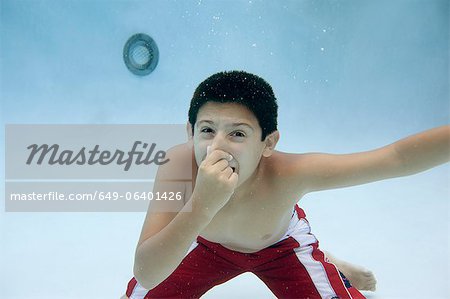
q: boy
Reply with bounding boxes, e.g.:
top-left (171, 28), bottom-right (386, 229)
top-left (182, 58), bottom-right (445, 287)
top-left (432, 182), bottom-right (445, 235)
top-left (124, 71), bottom-right (449, 299)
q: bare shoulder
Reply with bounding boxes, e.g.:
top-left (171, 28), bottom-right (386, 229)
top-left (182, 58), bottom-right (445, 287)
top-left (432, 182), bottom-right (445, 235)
top-left (169, 141), bottom-right (192, 153)
top-left (136, 142), bottom-right (193, 248)
top-left (262, 150), bottom-right (310, 194)
top-left (165, 141), bottom-right (192, 162)
top-left (264, 150), bottom-right (309, 178)
top-left (158, 142), bottom-right (193, 179)
top-left (156, 141), bottom-right (195, 204)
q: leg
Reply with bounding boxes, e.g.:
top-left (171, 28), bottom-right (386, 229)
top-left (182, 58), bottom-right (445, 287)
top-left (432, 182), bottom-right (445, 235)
top-left (253, 238), bottom-right (366, 299)
top-left (126, 240), bottom-right (245, 298)
top-left (324, 251), bottom-right (377, 292)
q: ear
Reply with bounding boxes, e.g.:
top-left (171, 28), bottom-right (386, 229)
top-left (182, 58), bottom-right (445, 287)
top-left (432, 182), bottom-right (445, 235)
top-left (262, 130), bottom-right (280, 157)
top-left (186, 122), bottom-right (193, 140)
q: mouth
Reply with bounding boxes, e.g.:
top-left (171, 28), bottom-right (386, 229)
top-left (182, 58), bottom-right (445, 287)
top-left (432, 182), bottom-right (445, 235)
top-left (229, 162), bottom-right (239, 174)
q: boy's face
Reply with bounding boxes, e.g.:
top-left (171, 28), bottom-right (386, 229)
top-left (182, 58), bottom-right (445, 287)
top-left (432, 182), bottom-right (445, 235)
top-left (193, 102), bottom-right (267, 187)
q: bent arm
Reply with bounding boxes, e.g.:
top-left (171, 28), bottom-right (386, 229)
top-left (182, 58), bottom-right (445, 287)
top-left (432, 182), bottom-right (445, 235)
top-left (133, 193), bottom-right (213, 290)
top-left (296, 125), bottom-right (450, 193)
top-left (133, 143), bottom-right (213, 290)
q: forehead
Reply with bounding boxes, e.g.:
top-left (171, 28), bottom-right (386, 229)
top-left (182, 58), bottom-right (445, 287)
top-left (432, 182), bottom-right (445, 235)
top-left (196, 102), bottom-right (259, 125)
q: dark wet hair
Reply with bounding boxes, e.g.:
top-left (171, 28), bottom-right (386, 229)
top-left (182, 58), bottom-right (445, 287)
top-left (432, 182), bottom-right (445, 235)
top-left (188, 70), bottom-right (278, 141)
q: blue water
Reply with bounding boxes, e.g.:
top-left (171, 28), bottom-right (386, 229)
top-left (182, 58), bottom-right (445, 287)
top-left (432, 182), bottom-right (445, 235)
top-left (1, 1), bottom-right (449, 298)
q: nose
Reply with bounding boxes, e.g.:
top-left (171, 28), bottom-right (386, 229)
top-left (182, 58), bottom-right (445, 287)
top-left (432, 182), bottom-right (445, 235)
top-left (209, 132), bottom-right (229, 153)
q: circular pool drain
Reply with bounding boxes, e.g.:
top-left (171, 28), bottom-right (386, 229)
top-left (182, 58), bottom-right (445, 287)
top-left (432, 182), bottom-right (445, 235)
top-left (123, 33), bottom-right (159, 76)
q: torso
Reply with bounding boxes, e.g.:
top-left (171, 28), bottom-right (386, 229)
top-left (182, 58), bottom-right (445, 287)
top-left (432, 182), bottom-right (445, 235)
top-left (188, 144), bottom-right (305, 253)
top-left (199, 190), bottom-right (296, 253)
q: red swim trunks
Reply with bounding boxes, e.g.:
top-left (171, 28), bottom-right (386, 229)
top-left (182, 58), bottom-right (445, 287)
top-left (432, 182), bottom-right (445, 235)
top-left (125, 205), bottom-right (365, 299)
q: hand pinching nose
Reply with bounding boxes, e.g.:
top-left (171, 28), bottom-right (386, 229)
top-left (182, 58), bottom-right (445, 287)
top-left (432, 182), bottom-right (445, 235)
top-left (207, 146), bottom-right (233, 161)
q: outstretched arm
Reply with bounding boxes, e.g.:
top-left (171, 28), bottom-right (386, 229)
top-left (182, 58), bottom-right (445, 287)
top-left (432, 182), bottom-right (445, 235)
top-left (393, 125), bottom-right (449, 175)
top-left (289, 125), bottom-right (450, 194)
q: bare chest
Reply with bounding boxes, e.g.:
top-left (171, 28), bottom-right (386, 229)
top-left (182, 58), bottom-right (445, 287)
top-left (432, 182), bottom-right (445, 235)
top-left (199, 184), bottom-right (299, 252)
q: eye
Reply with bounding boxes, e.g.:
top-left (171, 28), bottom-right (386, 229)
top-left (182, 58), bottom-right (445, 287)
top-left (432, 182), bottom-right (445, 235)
top-left (200, 127), bottom-right (214, 134)
top-left (231, 131), bottom-right (246, 138)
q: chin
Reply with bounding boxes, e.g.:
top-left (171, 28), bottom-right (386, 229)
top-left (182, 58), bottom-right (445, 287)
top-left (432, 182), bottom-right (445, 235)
top-left (236, 172), bottom-right (252, 186)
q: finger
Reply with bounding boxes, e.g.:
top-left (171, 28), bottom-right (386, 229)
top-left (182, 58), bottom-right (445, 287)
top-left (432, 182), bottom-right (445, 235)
top-left (213, 159), bottom-right (229, 172)
top-left (229, 171), bottom-right (239, 181)
top-left (221, 166), bottom-right (233, 177)
top-left (210, 150), bottom-right (232, 162)
top-left (204, 149), bottom-right (233, 166)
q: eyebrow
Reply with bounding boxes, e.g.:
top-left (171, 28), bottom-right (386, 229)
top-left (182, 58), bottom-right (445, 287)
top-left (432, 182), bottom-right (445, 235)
top-left (197, 120), bottom-right (254, 131)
